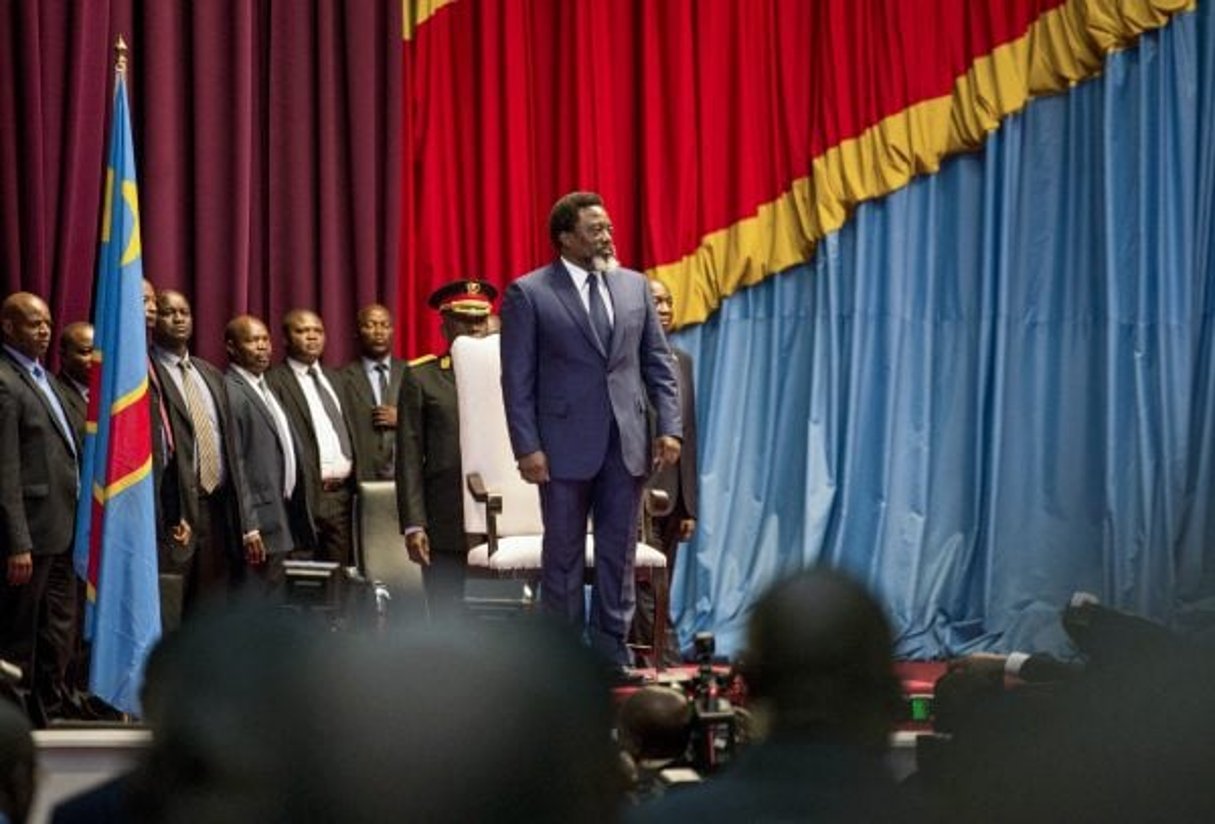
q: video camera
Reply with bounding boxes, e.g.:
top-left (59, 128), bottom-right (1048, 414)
top-left (685, 631), bottom-right (744, 773)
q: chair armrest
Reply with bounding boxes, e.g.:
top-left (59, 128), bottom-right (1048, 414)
top-left (467, 473), bottom-right (503, 555)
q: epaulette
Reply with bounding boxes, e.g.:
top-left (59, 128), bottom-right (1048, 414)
top-left (408, 354), bottom-right (438, 367)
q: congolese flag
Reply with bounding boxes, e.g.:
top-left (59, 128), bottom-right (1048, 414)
top-left (72, 64), bottom-right (161, 716)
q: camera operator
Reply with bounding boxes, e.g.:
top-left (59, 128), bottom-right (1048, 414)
top-left (617, 686), bottom-right (698, 803)
top-left (628, 567), bottom-right (921, 823)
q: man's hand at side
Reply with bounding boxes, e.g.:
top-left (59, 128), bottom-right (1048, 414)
top-left (517, 451), bottom-right (550, 484)
top-left (653, 435), bottom-right (681, 470)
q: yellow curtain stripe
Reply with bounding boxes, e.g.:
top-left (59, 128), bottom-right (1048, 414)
top-left (403, 0), bottom-right (456, 40)
top-left (654, 0), bottom-right (1195, 329)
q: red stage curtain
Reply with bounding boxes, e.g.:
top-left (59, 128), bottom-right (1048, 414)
top-left (400, 0), bottom-right (1191, 357)
top-left (0, 0), bottom-right (401, 366)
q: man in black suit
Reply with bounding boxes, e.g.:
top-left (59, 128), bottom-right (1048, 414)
top-left (631, 279), bottom-right (699, 665)
top-left (55, 322), bottom-right (92, 427)
top-left (265, 309), bottom-right (356, 567)
top-left (52, 322), bottom-right (94, 708)
top-left (0, 292), bottom-right (81, 725)
top-left (150, 290), bottom-right (254, 609)
top-left (396, 280), bottom-right (496, 620)
top-left (224, 315), bottom-right (314, 591)
top-left (339, 304), bottom-right (406, 482)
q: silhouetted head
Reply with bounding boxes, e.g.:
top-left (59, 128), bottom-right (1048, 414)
top-left (0, 699), bottom-right (36, 823)
top-left (309, 617), bottom-right (622, 823)
top-left (741, 567), bottom-right (901, 747)
top-left (617, 686), bottom-right (694, 765)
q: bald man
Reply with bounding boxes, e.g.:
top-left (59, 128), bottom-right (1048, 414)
top-left (150, 290), bottom-right (255, 609)
top-left (225, 315), bottom-right (315, 589)
top-left (339, 304), bottom-right (406, 482)
top-left (265, 309), bottom-right (357, 567)
top-left (55, 322), bottom-right (93, 430)
top-left (0, 292), bottom-right (81, 725)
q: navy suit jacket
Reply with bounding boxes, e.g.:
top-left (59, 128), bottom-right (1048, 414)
top-left (500, 261), bottom-right (681, 479)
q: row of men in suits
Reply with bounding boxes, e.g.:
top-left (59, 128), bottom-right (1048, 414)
top-left (143, 285), bottom-right (414, 607)
top-left (0, 284), bottom-right (414, 723)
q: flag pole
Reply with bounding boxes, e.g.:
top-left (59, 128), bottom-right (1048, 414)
top-left (115, 34), bottom-right (128, 75)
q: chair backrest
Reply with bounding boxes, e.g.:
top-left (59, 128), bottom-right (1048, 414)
top-left (355, 480), bottom-right (425, 597)
top-left (451, 335), bottom-right (544, 537)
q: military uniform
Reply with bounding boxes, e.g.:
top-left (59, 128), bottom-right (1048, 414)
top-left (395, 279), bottom-right (498, 619)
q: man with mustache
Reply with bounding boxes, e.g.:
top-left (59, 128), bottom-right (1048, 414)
top-left (500, 191), bottom-right (682, 680)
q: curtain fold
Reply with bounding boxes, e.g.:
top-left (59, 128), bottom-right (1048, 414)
top-left (671, 5), bottom-right (1215, 658)
top-left (0, 0), bottom-right (401, 366)
top-left (400, 0), bottom-right (1189, 357)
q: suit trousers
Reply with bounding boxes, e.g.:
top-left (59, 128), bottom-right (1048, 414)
top-left (314, 484), bottom-right (354, 567)
top-left (421, 551), bottom-right (467, 623)
top-left (183, 492), bottom-right (236, 612)
top-left (538, 422), bottom-right (644, 667)
top-left (0, 550), bottom-right (76, 723)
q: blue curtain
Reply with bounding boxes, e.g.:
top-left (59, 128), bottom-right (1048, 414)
top-left (671, 4), bottom-right (1215, 659)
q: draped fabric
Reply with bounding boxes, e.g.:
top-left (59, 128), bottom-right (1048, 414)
top-left (0, 1), bottom-right (401, 366)
top-left (400, 0), bottom-right (1190, 357)
top-left (671, 5), bottom-right (1215, 658)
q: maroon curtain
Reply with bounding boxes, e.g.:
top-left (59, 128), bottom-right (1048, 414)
top-left (0, 0), bottom-right (401, 366)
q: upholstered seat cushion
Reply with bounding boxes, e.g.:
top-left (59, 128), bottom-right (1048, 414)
top-left (467, 536), bottom-right (667, 572)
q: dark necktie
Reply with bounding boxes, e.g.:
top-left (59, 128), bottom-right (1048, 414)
top-left (374, 363), bottom-right (389, 406)
top-left (587, 272), bottom-right (613, 353)
top-left (308, 365), bottom-right (352, 459)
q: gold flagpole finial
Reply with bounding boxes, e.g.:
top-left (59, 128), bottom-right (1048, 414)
top-left (115, 35), bottom-right (128, 75)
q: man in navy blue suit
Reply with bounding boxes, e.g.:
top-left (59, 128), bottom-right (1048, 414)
top-left (500, 191), bottom-right (682, 673)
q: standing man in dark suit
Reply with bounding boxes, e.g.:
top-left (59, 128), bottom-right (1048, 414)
top-left (52, 322), bottom-right (94, 708)
top-left (150, 290), bottom-right (255, 608)
top-left (340, 304), bottom-right (406, 482)
top-left (0, 292), bottom-right (81, 724)
top-left (224, 316), bottom-right (315, 592)
top-left (55, 322), bottom-right (93, 428)
top-left (500, 192), bottom-right (682, 674)
top-left (631, 279), bottom-right (699, 665)
top-left (265, 309), bottom-right (356, 567)
top-left (396, 280), bottom-right (496, 620)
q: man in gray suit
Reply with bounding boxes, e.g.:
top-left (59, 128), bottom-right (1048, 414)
top-left (224, 316), bottom-right (314, 592)
top-left (500, 191), bottom-right (682, 674)
top-left (0, 292), bottom-right (81, 725)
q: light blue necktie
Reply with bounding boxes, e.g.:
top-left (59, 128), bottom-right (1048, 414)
top-left (30, 363), bottom-right (76, 458)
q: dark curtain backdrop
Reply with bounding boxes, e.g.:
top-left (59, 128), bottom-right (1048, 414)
top-left (0, 0), bottom-right (401, 367)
